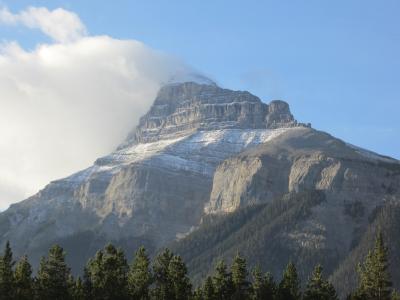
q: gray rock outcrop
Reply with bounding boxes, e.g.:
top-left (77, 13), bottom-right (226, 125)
top-left (0, 81), bottom-right (301, 270)
top-left (127, 82), bottom-right (297, 143)
top-left (206, 127), bottom-right (400, 215)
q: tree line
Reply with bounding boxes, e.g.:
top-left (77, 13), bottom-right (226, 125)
top-left (0, 232), bottom-right (397, 300)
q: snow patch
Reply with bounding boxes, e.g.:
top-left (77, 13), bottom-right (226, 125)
top-left (64, 128), bottom-right (292, 184)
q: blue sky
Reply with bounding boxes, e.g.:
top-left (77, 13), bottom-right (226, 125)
top-left (1, 0), bottom-right (399, 159)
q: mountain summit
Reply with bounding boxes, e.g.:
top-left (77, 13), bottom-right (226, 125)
top-left (127, 81), bottom-right (300, 143)
top-left (0, 81), bottom-right (399, 297)
top-left (0, 81), bottom-right (303, 263)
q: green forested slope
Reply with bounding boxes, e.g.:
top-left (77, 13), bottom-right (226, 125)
top-left (171, 191), bottom-right (400, 298)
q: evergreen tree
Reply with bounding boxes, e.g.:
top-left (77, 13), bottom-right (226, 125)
top-left (86, 243), bottom-right (129, 300)
top-left (231, 252), bottom-right (250, 300)
top-left (303, 265), bottom-right (338, 300)
top-left (391, 290), bottom-right (400, 300)
top-left (67, 274), bottom-right (76, 298)
top-left (202, 276), bottom-right (216, 300)
top-left (152, 248), bottom-right (174, 300)
top-left (128, 246), bottom-right (152, 300)
top-left (82, 266), bottom-right (93, 299)
top-left (192, 287), bottom-right (203, 300)
top-left (212, 260), bottom-right (234, 300)
top-left (0, 241), bottom-right (15, 300)
top-left (168, 255), bottom-right (192, 300)
top-left (251, 266), bottom-right (276, 300)
top-left (35, 256), bottom-right (47, 298)
top-left (36, 244), bottom-right (72, 300)
top-left (277, 262), bottom-right (301, 300)
top-left (71, 277), bottom-right (85, 300)
top-left (355, 232), bottom-right (392, 300)
top-left (373, 232), bottom-right (392, 299)
top-left (14, 255), bottom-right (33, 300)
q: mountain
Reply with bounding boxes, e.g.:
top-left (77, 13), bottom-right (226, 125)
top-left (0, 80), bottom-right (399, 297)
top-left (169, 127), bottom-right (400, 297)
top-left (0, 82), bottom-right (302, 269)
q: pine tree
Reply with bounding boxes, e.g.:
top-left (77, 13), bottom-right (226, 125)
top-left (231, 252), bottom-right (250, 300)
top-left (36, 244), bottom-right (72, 300)
top-left (251, 266), bottom-right (276, 300)
top-left (67, 274), bottom-right (76, 298)
top-left (277, 262), bottom-right (301, 300)
top-left (391, 290), bottom-right (400, 300)
top-left (355, 231), bottom-right (392, 300)
top-left (82, 266), bottom-right (93, 299)
top-left (212, 260), bottom-right (234, 300)
top-left (199, 276), bottom-right (216, 300)
top-left (0, 241), bottom-right (15, 300)
top-left (85, 251), bottom-right (102, 299)
top-left (192, 288), bottom-right (203, 300)
top-left (373, 232), bottom-right (392, 300)
top-left (71, 277), bottom-right (85, 300)
top-left (35, 256), bottom-right (47, 298)
top-left (152, 248), bottom-right (174, 300)
top-left (355, 251), bottom-right (374, 299)
top-left (14, 255), bottom-right (33, 300)
top-left (303, 265), bottom-right (338, 300)
top-left (85, 243), bottom-right (129, 300)
top-left (168, 255), bottom-right (192, 300)
top-left (202, 276), bottom-right (216, 300)
top-left (128, 246), bottom-right (152, 300)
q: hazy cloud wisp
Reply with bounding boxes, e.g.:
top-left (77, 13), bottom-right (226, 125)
top-left (0, 6), bottom-right (192, 210)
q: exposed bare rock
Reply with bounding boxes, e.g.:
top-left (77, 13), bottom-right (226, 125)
top-left (206, 127), bottom-right (400, 215)
top-left (0, 81), bottom-right (301, 270)
top-left (266, 100), bottom-right (296, 128)
top-left (127, 82), bottom-right (298, 143)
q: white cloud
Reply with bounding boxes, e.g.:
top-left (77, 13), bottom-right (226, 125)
top-left (0, 6), bottom-right (87, 42)
top-left (0, 7), bottom-right (197, 210)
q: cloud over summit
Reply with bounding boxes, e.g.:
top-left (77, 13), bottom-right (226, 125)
top-left (0, 6), bottom-right (194, 210)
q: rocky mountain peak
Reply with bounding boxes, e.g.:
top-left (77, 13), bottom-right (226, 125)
top-left (1, 75), bottom-right (399, 295)
top-left (128, 82), bottom-right (302, 143)
top-left (267, 100), bottom-right (296, 128)
top-left (268, 100), bottom-right (291, 113)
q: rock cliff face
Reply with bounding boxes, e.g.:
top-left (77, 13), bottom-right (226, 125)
top-left (0, 81), bottom-right (301, 270)
top-left (0, 79), bottom-right (398, 295)
top-left (127, 82), bottom-right (298, 143)
top-left (206, 127), bottom-right (400, 215)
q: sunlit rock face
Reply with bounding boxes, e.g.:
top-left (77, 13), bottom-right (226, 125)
top-left (127, 82), bottom-right (297, 143)
top-left (0, 81), bottom-right (301, 269)
top-left (206, 127), bottom-right (400, 215)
